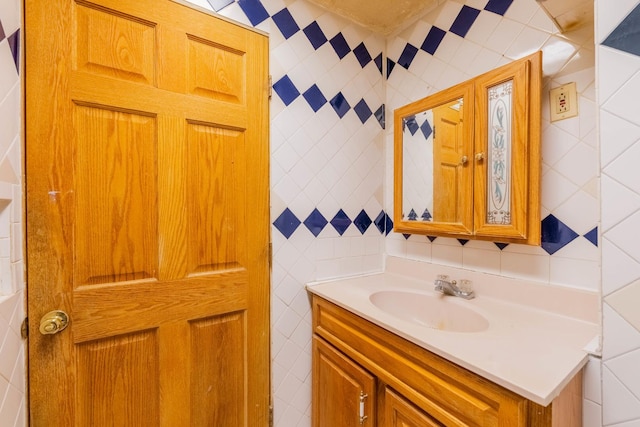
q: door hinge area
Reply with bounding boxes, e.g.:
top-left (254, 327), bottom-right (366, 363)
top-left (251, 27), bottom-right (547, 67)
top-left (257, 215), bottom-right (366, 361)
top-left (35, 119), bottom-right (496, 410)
top-left (269, 404), bottom-right (274, 427)
top-left (268, 75), bottom-right (273, 99)
top-left (21, 317), bottom-right (28, 339)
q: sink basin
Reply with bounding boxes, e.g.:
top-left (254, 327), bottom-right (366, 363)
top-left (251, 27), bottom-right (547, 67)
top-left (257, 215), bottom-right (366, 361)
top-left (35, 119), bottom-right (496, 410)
top-left (369, 290), bottom-right (489, 332)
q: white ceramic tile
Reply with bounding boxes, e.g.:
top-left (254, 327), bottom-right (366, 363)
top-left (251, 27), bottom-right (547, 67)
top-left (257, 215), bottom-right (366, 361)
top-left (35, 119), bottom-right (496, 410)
top-left (499, 251), bottom-right (550, 283)
top-left (432, 1), bottom-right (463, 30)
top-left (606, 280), bottom-right (640, 335)
top-left (600, 110), bottom-right (640, 168)
top-left (601, 175), bottom-right (640, 233)
top-left (606, 347), bottom-right (640, 403)
top-left (584, 356), bottom-right (603, 404)
top-left (596, 0), bottom-right (639, 43)
top-left (485, 18), bottom-right (525, 55)
top-left (554, 189), bottom-right (598, 235)
top-left (503, 0), bottom-right (539, 25)
top-left (430, 241), bottom-right (463, 267)
top-left (606, 211), bottom-right (640, 264)
top-left (549, 257), bottom-right (599, 291)
top-left (527, 6), bottom-right (557, 34)
top-left (583, 398), bottom-right (603, 427)
top-left (542, 124), bottom-right (579, 166)
top-left (598, 46), bottom-right (640, 106)
top-left (604, 75), bottom-right (640, 130)
top-left (504, 25), bottom-right (550, 60)
top-left (450, 39), bottom-right (482, 73)
top-left (602, 238), bottom-right (640, 296)
top-left (602, 365), bottom-right (640, 425)
top-left (554, 142), bottom-right (598, 188)
top-left (0, 83), bottom-right (19, 157)
top-left (433, 32), bottom-right (464, 64)
top-left (462, 246), bottom-right (501, 275)
top-left (0, 382), bottom-right (21, 426)
top-left (603, 302), bottom-right (640, 361)
top-left (464, 10), bottom-right (502, 46)
top-left (541, 168), bottom-right (579, 212)
top-left (541, 36), bottom-right (579, 76)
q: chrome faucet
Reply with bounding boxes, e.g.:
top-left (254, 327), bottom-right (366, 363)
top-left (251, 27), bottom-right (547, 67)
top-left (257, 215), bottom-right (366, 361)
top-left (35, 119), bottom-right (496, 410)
top-left (434, 275), bottom-right (475, 299)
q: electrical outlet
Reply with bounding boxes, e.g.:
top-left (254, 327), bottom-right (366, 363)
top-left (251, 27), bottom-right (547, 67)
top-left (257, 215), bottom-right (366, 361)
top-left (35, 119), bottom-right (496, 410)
top-left (549, 82), bottom-right (578, 122)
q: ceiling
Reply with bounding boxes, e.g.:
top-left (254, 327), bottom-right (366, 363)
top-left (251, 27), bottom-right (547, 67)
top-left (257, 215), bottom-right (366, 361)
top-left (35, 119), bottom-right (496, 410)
top-left (304, 0), bottom-right (593, 35)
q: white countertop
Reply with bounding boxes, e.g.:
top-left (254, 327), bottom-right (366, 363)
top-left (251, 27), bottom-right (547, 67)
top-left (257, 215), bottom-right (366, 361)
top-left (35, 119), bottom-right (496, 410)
top-left (307, 261), bottom-right (599, 406)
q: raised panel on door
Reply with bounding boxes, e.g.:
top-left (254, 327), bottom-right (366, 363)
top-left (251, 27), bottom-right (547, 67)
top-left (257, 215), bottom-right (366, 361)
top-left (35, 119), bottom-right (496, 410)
top-left (26, 0), bottom-right (270, 425)
top-left (383, 387), bottom-right (443, 427)
top-left (313, 336), bottom-right (376, 427)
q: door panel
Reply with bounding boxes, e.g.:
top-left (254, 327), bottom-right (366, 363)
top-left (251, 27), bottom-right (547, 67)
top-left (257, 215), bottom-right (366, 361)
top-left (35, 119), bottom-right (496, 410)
top-left (26, 0), bottom-right (270, 425)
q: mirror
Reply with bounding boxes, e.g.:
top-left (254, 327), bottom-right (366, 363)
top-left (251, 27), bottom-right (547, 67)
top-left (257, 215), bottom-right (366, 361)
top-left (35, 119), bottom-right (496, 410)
top-left (393, 51), bottom-right (542, 244)
top-left (394, 81), bottom-right (474, 236)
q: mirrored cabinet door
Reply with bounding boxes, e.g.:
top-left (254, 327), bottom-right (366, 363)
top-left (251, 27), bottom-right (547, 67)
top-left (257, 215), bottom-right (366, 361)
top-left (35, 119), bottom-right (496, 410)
top-left (393, 51), bottom-right (541, 245)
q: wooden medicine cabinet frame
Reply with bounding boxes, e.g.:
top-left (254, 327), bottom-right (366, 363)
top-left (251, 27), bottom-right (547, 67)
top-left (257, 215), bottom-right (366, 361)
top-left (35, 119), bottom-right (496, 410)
top-left (393, 51), bottom-right (542, 245)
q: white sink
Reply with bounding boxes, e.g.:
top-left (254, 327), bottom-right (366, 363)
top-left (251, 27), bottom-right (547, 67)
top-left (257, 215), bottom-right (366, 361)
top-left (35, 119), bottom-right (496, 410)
top-left (369, 290), bottom-right (489, 333)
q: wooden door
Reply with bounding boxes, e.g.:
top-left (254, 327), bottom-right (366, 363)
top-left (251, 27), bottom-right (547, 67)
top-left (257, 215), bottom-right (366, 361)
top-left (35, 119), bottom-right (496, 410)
top-left (433, 101), bottom-right (465, 223)
top-left (25, 0), bottom-right (270, 425)
top-left (312, 336), bottom-right (376, 427)
top-left (382, 388), bottom-right (443, 427)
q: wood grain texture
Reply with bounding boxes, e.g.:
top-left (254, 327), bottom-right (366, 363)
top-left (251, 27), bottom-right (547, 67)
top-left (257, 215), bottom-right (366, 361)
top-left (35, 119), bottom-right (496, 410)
top-left (26, 0), bottom-right (270, 425)
top-left (312, 295), bottom-right (582, 426)
top-left (383, 387), bottom-right (444, 427)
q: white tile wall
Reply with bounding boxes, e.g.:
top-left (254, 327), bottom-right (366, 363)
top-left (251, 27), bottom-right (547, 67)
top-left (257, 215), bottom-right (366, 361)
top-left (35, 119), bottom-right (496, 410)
top-left (0, 0), bottom-right (25, 424)
top-left (598, 0), bottom-right (640, 424)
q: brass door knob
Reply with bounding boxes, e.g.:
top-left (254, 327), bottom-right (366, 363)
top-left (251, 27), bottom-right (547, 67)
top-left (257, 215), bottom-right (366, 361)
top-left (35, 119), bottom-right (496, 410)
top-left (460, 155), bottom-right (468, 165)
top-left (475, 152), bottom-right (485, 161)
top-left (39, 310), bottom-right (69, 335)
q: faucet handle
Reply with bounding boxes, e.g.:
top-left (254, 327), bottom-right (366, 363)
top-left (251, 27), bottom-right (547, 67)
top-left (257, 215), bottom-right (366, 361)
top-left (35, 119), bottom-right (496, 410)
top-left (458, 279), bottom-right (473, 293)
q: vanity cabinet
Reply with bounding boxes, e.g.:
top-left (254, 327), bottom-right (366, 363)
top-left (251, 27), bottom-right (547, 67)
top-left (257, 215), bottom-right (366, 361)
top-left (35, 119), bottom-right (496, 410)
top-left (311, 294), bottom-right (582, 427)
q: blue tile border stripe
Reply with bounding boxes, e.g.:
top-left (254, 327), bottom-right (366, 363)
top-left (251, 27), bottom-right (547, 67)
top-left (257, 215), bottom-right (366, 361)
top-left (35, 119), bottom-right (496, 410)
top-left (274, 208), bottom-right (391, 238)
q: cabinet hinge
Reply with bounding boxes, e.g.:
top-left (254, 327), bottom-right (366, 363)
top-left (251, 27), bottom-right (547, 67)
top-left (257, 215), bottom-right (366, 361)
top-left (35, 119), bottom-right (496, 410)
top-left (433, 125), bottom-right (436, 139)
top-left (268, 242), bottom-right (273, 269)
top-left (21, 317), bottom-right (28, 339)
top-left (268, 75), bottom-right (273, 99)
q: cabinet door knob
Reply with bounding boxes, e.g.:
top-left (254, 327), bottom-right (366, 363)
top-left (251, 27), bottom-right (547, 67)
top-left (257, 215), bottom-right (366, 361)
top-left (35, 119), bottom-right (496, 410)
top-left (475, 152), bottom-right (485, 161)
top-left (460, 155), bottom-right (468, 165)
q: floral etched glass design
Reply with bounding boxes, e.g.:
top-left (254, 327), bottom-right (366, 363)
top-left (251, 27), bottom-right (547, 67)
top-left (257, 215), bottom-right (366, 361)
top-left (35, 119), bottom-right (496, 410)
top-left (486, 80), bottom-right (513, 224)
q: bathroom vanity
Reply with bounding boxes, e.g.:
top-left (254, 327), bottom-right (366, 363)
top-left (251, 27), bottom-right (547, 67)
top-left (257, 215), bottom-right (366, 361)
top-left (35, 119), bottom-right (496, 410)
top-left (308, 257), bottom-right (599, 426)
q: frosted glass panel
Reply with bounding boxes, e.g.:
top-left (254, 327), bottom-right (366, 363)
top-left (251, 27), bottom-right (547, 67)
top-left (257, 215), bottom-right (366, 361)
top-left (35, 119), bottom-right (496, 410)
top-left (486, 80), bottom-right (513, 225)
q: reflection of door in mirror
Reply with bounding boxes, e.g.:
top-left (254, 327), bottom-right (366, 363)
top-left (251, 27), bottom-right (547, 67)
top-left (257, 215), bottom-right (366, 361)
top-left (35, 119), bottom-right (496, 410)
top-left (433, 99), bottom-right (464, 223)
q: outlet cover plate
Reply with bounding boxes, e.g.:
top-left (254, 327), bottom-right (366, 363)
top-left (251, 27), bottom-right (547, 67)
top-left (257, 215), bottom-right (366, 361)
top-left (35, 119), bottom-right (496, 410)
top-left (549, 82), bottom-right (578, 122)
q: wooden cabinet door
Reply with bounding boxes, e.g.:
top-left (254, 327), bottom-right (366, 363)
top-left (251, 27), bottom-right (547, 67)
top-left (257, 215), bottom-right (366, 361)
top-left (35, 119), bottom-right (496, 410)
top-left (383, 387), bottom-right (444, 427)
top-left (25, 0), bottom-right (270, 425)
top-left (313, 336), bottom-right (376, 427)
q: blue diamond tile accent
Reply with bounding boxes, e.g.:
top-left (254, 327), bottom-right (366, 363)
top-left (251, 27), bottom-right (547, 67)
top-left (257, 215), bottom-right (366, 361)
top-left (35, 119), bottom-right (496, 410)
top-left (403, 234), bottom-right (411, 240)
top-left (541, 215), bottom-right (579, 255)
top-left (353, 42), bottom-right (373, 67)
top-left (273, 75), bottom-right (300, 106)
top-left (427, 236), bottom-right (438, 242)
top-left (354, 99), bottom-right (373, 123)
top-left (330, 32), bottom-right (351, 59)
top-left (458, 239), bottom-right (469, 246)
top-left (421, 26), bottom-right (447, 55)
top-left (8, 29), bottom-right (19, 73)
top-left (386, 58), bottom-right (396, 78)
top-left (354, 210), bottom-right (373, 234)
top-left (303, 21), bottom-right (328, 49)
top-left (405, 116), bottom-right (419, 135)
top-left (273, 208), bottom-right (301, 239)
top-left (272, 8), bottom-right (300, 39)
top-left (375, 105), bottom-right (385, 129)
top-left (584, 227), bottom-right (598, 247)
top-left (303, 84), bottom-right (327, 112)
top-left (494, 242), bottom-right (509, 250)
top-left (603, 4), bottom-right (640, 57)
top-left (384, 213), bottom-right (393, 235)
top-left (407, 209), bottom-right (418, 220)
top-left (484, 0), bottom-right (514, 16)
top-left (450, 6), bottom-right (481, 38)
top-left (398, 43), bottom-right (419, 69)
top-left (0, 20), bottom-right (5, 42)
top-left (422, 209), bottom-right (432, 221)
top-left (206, 0), bottom-right (234, 12)
top-left (330, 92), bottom-right (351, 118)
top-left (304, 208), bottom-right (328, 237)
top-left (331, 209), bottom-right (352, 235)
top-left (374, 53), bottom-right (383, 74)
top-left (420, 119), bottom-right (432, 139)
top-left (238, 0), bottom-right (270, 26)
top-left (374, 211), bottom-right (386, 234)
